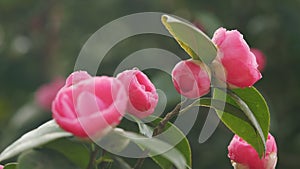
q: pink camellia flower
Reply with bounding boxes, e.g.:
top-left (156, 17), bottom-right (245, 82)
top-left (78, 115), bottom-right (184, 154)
top-left (117, 69), bottom-right (158, 119)
top-left (35, 77), bottom-right (65, 110)
top-left (251, 48), bottom-right (266, 72)
top-left (172, 59), bottom-right (211, 99)
top-left (52, 71), bottom-right (128, 138)
top-left (228, 133), bottom-right (278, 169)
top-left (212, 28), bottom-right (262, 88)
top-left (0, 165), bottom-right (3, 169)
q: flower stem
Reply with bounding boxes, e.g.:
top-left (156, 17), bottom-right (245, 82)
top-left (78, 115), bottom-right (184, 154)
top-left (153, 100), bottom-right (184, 136)
top-left (86, 144), bottom-right (100, 169)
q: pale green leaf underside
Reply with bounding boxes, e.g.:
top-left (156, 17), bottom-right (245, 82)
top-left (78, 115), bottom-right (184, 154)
top-left (119, 130), bottom-right (189, 169)
top-left (0, 120), bottom-right (72, 162)
top-left (161, 14), bottom-right (217, 63)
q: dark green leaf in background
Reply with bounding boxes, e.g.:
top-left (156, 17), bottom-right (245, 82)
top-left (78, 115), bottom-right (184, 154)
top-left (44, 138), bottom-right (90, 169)
top-left (17, 149), bottom-right (80, 169)
top-left (3, 163), bottom-right (17, 169)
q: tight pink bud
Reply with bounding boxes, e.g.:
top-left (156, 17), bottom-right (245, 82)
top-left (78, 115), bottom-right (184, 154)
top-left (117, 69), bottom-right (158, 119)
top-left (228, 133), bottom-right (277, 169)
top-left (172, 60), bottom-right (211, 99)
top-left (52, 71), bottom-right (127, 139)
top-left (35, 77), bottom-right (65, 110)
top-left (250, 48), bottom-right (266, 72)
top-left (212, 28), bottom-right (262, 88)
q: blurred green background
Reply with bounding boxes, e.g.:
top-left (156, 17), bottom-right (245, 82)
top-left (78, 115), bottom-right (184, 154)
top-left (0, 0), bottom-right (300, 168)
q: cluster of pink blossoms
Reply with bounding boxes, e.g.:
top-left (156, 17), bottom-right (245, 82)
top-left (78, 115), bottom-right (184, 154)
top-left (172, 27), bottom-right (265, 98)
top-left (172, 27), bottom-right (275, 169)
top-left (52, 70), bottom-right (158, 138)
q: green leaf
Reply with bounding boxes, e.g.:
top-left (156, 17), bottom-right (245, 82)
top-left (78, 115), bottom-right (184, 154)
top-left (0, 120), bottom-right (72, 162)
top-left (161, 14), bottom-right (217, 63)
top-left (0, 101), bottom-right (51, 150)
top-left (113, 156), bottom-right (132, 169)
top-left (149, 117), bottom-right (192, 169)
top-left (3, 163), bottom-right (18, 169)
top-left (17, 149), bottom-right (80, 169)
top-left (212, 87), bottom-right (270, 157)
top-left (118, 130), bottom-right (189, 169)
top-left (131, 115), bottom-right (192, 169)
top-left (130, 115), bottom-right (153, 138)
top-left (197, 97), bottom-right (250, 123)
top-left (44, 138), bottom-right (90, 169)
top-left (96, 128), bottom-right (130, 153)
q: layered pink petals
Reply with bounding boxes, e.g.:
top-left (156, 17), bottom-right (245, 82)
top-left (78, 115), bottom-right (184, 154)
top-left (251, 48), bottom-right (266, 72)
top-left (228, 133), bottom-right (277, 169)
top-left (172, 60), bottom-right (211, 99)
top-left (117, 69), bottom-right (158, 119)
top-left (212, 28), bottom-right (262, 88)
top-left (52, 71), bottom-right (127, 138)
top-left (35, 77), bottom-right (65, 110)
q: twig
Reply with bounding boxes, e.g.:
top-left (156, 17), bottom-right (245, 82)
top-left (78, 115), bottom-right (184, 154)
top-left (153, 101), bottom-right (183, 136)
top-left (86, 144), bottom-right (100, 169)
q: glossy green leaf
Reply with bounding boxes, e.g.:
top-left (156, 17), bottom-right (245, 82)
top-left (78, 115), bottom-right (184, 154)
top-left (0, 101), bottom-right (51, 150)
top-left (131, 116), bottom-right (191, 169)
top-left (197, 97), bottom-right (250, 123)
top-left (44, 138), bottom-right (90, 169)
top-left (0, 120), bottom-right (72, 162)
top-left (3, 163), bottom-right (17, 169)
top-left (212, 87), bottom-right (270, 157)
top-left (118, 130), bottom-right (189, 169)
top-left (17, 149), bottom-right (80, 169)
top-left (130, 115), bottom-right (153, 138)
top-left (113, 156), bottom-right (132, 169)
top-left (161, 14), bottom-right (217, 63)
top-left (150, 117), bottom-right (192, 169)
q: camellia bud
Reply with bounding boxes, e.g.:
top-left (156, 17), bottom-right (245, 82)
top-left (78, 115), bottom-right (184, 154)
top-left (212, 28), bottom-right (262, 88)
top-left (172, 59), bottom-right (211, 99)
top-left (117, 69), bottom-right (159, 119)
top-left (228, 133), bottom-right (278, 169)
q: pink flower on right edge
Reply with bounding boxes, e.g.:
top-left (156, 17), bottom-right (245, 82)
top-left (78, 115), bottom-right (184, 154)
top-left (228, 133), bottom-right (277, 169)
top-left (212, 28), bottom-right (262, 88)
